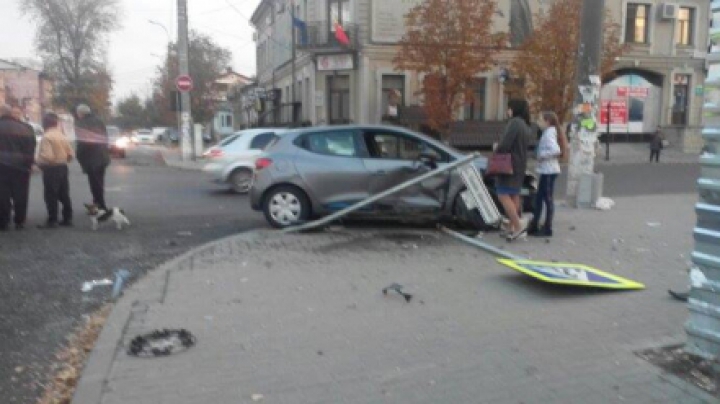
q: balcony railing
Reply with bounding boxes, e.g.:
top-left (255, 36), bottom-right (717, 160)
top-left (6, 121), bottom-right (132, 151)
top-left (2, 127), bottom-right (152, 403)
top-left (296, 21), bottom-right (359, 51)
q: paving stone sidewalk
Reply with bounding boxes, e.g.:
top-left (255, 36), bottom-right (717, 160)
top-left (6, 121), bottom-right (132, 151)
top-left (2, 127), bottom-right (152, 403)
top-left (73, 194), bottom-right (716, 404)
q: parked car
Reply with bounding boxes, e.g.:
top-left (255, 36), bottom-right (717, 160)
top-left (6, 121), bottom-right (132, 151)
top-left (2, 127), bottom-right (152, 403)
top-left (164, 127), bottom-right (179, 145)
top-left (107, 125), bottom-right (129, 158)
top-left (250, 125), bottom-right (536, 229)
top-left (202, 128), bottom-right (285, 193)
top-left (152, 127), bottom-right (169, 143)
top-left (135, 129), bottom-right (154, 144)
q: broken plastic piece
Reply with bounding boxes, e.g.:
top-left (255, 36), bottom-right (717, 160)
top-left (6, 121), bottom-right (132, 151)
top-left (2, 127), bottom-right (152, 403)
top-left (81, 279), bottom-right (113, 292)
top-left (382, 283), bottom-right (413, 302)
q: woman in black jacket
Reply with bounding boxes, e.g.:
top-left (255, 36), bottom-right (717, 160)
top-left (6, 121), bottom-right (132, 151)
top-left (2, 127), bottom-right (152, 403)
top-left (496, 99), bottom-right (531, 241)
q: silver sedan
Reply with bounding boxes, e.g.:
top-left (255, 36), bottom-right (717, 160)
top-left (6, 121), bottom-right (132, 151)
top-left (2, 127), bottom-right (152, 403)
top-left (250, 125), bottom-right (535, 229)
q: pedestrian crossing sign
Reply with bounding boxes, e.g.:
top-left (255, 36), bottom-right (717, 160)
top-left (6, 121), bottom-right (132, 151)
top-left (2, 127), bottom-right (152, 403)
top-left (497, 259), bottom-right (645, 290)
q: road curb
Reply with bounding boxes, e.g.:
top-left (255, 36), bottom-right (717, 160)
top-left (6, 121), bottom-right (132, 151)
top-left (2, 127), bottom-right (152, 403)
top-left (72, 229), bottom-right (270, 404)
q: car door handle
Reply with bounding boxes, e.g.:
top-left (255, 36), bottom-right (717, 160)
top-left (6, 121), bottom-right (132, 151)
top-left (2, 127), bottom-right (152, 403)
top-left (372, 170), bottom-right (386, 176)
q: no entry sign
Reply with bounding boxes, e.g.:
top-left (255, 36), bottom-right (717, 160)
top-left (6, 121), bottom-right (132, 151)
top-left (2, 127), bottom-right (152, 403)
top-left (176, 75), bottom-right (193, 92)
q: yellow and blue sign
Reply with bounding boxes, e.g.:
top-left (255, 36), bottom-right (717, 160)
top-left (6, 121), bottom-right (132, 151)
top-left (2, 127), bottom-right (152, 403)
top-left (497, 259), bottom-right (645, 290)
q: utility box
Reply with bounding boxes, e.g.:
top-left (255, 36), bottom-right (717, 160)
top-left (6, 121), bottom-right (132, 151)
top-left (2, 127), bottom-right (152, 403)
top-left (577, 172), bottom-right (603, 208)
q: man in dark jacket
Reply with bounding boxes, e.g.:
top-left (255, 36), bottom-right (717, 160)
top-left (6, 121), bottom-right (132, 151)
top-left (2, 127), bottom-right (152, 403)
top-left (0, 104), bottom-right (37, 230)
top-left (75, 104), bottom-right (110, 210)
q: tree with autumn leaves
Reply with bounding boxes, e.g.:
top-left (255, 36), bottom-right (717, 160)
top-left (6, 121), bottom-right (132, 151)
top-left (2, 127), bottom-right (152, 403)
top-left (394, 0), bottom-right (506, 140)
top-left (511, 0), bottom-right (627, 122)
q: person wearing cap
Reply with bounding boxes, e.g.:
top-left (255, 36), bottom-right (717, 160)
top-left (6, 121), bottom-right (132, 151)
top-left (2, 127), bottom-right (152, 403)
top-left (0, 104), bottom-right (36, 230)
top-left (75, 104), bottom-right (110, 210)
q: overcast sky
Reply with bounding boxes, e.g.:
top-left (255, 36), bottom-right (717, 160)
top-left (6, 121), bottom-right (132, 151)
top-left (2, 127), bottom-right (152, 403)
top-left (0, 0), bottom-right (260, 104)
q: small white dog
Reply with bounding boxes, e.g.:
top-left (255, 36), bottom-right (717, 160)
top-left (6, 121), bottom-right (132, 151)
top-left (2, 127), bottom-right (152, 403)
top-left (84, 204), bottom-right (131, 230)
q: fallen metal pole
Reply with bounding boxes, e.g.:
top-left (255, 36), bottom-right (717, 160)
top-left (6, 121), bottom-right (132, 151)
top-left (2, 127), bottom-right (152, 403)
top-left (284, 153), bottom-right (481, 233)
top-left (439, 225), bottom-right (523, 260)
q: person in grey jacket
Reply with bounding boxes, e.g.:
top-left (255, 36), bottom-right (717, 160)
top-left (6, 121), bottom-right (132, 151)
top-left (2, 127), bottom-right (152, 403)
top-left (496, 99), bottom-right (531, 241)
top-left (0, 104), bottom-right (36, 230)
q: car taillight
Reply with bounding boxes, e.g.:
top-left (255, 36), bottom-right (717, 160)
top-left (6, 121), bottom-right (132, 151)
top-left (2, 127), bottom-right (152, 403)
top-left (204, 148), bottom-right (224, 158)
top-left (256, 158), bottom-right (273, 170)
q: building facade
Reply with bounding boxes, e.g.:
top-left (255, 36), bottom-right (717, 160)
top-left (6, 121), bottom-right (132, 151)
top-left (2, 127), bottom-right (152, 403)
top-left (0, 59), bottom-right (53, 124)
top-left (250, 0), bottom-right (709, 151)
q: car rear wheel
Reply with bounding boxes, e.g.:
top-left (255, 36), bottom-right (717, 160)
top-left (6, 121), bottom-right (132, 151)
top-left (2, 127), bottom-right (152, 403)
top-left (229, 168), bottom-right (253, 194)
top-left (263, 186), bottom-right (310, 228)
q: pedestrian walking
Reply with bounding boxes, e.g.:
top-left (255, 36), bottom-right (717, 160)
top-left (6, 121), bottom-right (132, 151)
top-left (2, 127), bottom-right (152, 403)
top-left (75, 104), bottom-right (110, 210)
top-left (528, 112), bottom-right (563, 238)
top-left (650, 130), bottom-right (664, 163)
top-left (496, 99), bottom-right (532, 242)
top-left (37, 113), bottom-right (74, 229)
top-left (0, 104), bottom-right (36, 231)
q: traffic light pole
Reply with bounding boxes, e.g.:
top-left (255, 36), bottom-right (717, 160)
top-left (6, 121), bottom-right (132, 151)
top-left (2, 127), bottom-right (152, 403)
top-left (565, 0), bottom-right (605, 206)
top-left (178, 0), bottom-right (193, 161)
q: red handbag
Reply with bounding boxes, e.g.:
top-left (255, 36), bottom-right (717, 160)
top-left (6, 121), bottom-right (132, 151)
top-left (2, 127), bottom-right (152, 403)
top-left (486, 153), bottom-right (513, 175)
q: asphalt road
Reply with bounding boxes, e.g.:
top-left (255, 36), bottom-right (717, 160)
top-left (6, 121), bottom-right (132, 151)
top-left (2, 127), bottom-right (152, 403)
top-left (0, 145), bottom-right (701, 403)
top-left (0, 149), bottom-right (266, 403)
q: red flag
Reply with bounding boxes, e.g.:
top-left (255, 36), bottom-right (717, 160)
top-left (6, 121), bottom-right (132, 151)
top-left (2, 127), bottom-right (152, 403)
top-left (334, 21), bottom-right (350, 46)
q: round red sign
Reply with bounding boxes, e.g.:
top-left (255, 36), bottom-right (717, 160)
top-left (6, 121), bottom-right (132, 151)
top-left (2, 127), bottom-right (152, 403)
top-left (176, 75), bottom-right (193, 92)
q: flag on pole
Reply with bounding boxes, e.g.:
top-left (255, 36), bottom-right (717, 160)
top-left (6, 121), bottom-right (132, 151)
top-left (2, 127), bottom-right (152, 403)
top-left (333, 20), bottom-right (350, 46)
top-left (292, 16), bottom-right (308, 45)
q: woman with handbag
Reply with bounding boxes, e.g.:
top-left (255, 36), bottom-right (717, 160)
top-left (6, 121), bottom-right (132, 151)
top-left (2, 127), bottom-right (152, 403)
top-left (492, 99), bottom-right (531, 241)
top-left (528, 111), bottom-right (562, 237)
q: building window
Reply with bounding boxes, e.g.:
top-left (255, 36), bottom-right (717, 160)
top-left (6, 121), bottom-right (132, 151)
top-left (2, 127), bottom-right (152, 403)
top-left (329, 0), bottom-right (351, 25)
top-left (464, 78), bottom-right (486, 121)
top-left (381, 75), bottom-right (404, 120)
top-left (625, 3), bottom-right (650, 44)
top-left (676, 7), bottom-right (694, 46)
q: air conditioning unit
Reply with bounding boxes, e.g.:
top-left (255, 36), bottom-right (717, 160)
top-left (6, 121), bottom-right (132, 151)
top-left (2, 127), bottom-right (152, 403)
top-left (661, 3), bottom-right (678, 20)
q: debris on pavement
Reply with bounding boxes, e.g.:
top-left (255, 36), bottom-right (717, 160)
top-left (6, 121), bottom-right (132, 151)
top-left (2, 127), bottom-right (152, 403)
top-left (382, 283), bottom-right (413, 302)
top-left (177, 231), bottom-right (193, 237)
top-left (251, 393), bottom-right (265, 401)
top-left (637, 344), bottom-right (719, 396)
top-left (127, 329), bottom-right (197, 358)
top-left (112, 269), bottom-right (131, 300)
top-left (668, 289), bottom-right (690, 302)
top-left (594, 197), bottom-right (615, 211)
top-left (646, 222), bottom-right (662, 227)
top-left (690, 267), bottom-right (708, 289)
top-left (81, 278), bottom-right (113, 292)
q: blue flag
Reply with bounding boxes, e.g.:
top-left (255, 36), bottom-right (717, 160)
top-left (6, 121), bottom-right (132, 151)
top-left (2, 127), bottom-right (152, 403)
top-left (292, 16), bottom-right (308, 45)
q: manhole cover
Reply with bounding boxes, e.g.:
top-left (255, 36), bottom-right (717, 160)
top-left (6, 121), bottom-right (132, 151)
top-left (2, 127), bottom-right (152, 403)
top-left (128, 329), bottom-right (196, 358)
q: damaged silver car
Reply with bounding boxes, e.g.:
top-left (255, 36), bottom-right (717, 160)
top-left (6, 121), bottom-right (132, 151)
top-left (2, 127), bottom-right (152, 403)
top-left (249, 125), bottom-right (535, 229)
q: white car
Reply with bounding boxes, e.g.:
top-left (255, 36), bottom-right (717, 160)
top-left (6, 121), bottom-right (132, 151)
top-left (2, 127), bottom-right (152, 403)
top-left (135, 129), bottom-right (154, 144)
top-left (202, 128), bottom-right (284, 193)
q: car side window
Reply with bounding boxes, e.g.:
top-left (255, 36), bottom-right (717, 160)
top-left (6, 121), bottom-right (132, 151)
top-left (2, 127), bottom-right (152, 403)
top-left (249, 132), bottom-right (277, 150)
top-left (301, 131), bottom-right (359, 157)
top-left (364, 132), bottom-right (424, 161)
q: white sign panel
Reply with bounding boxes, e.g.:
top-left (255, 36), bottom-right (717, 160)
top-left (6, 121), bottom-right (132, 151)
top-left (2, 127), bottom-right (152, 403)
top-left (371, 0), bottom-right (423, 43)
top-left (458, 164), bottom-right (501, 226)
top-left (317, 54), bottom-right (354, 71)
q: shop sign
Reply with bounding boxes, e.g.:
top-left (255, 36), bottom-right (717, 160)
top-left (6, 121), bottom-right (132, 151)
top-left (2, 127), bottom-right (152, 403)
top-left (317, 54), bottom-right (354, 71)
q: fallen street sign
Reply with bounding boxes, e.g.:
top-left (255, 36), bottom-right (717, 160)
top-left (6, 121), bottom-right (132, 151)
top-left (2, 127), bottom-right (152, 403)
top-left (497, 259), bottom-right (645, 290)
top-left (458, 163), bottom-right (501, 226)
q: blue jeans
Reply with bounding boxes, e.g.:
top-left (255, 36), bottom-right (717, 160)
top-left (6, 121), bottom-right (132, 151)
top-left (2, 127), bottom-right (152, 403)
top-left (531, 174), bottom-right (558, 230)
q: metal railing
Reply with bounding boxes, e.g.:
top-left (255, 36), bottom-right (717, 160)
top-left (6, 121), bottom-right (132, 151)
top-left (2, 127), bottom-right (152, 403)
top-left (296, 22), bottom-right (359, 50)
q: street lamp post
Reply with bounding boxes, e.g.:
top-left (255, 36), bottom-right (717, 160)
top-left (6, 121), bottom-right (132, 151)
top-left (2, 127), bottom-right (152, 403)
top-left (565, 0), bottom-right (605, 207)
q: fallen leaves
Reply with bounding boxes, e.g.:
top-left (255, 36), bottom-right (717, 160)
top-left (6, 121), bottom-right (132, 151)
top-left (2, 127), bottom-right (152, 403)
top-left (37, 305), bottom-right (111, 404)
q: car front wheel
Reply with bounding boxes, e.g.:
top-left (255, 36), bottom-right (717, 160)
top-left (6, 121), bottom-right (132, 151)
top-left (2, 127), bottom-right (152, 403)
top-left (263, 186), bottom-right (310, 228)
